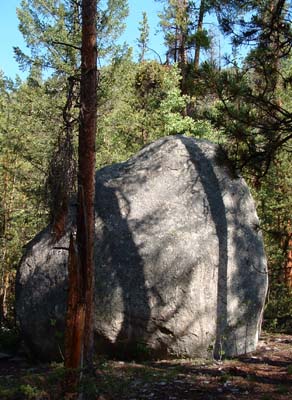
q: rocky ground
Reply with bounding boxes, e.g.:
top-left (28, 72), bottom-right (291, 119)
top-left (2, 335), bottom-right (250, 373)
top-left (0, 332), bottom-right (291, 399)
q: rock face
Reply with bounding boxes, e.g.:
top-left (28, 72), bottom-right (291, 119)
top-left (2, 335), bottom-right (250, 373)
top-left (16, 136), bottom-right (268, 361)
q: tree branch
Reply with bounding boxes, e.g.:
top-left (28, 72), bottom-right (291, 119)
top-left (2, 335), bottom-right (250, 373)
top-left (51, 41), bottom-right (81, 51)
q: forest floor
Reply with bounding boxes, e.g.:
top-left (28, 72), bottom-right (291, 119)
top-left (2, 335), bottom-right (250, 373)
top-left (0, 332), bottom-right (291, 399)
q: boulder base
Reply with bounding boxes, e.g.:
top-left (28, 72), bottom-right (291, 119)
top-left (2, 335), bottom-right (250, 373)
top-left (16, 136), bottom-right (268, 361)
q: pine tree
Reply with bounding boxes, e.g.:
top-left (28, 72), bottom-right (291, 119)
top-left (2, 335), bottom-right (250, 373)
top-left (157, 0), bottom-right (192, 64)
top-left (63, 0), bottom-right (97, 395)
top-left (204, 0), bottom-right (292, 179)
top-left (137, 11), bottom-right (150, 62)
top-left (157, 0), bottom-right (212, 92)
top-left (15, 0), bottom-right (128, 239)
top-left (199, 1), bottom-right (292, 329)
top-left (0, 71), bottom-right (64, 325)
top-left (15, 0), bottom-right (129, 75)
top-left (193, 0), bottom-right (205, 70)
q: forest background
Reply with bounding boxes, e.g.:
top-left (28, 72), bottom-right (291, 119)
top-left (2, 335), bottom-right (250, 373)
top-left (0, 0), bottom-right (291, 351)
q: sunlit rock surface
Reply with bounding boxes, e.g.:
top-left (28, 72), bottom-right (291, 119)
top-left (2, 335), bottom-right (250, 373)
top-left (16, 136), bottom-right (268, 361)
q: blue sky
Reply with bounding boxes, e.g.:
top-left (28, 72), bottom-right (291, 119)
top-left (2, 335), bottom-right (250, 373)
top-left (0, 0), bottom-right (27, 79)
top-left (0, 0), bottom-right (165, 80)
top-left (0, 1), bottom-right (237, 81)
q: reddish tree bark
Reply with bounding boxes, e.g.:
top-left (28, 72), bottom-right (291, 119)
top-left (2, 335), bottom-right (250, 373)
top-left (283, 223), bottom-right (292, 288)
top-left (64, 236), bottom-right (86, 363)
top-left (284, 235), bottom-right (292, 288)
top-left (77, 0), bottom-right (97, 367)
top-left (64, 236), bottom-right (86, 395)
top-left (64, 0), bottom-right (97, 394)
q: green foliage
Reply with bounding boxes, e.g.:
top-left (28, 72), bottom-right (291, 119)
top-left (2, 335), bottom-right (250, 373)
top-left (15, 0), bottom-right (129, 75)
top-left (205, 2), bottom-right (292, 178)
top-left (276, 384), bottom-right (289, 395)
top-left (134, 342), bottom-right (151, 359)
top-left (260, 395), bottom-right (273, 400)
top-left (16, 0), bottom-right (80, 75)
top-left (250, 151), bottom-right (292, 333)
top-left (97, 58), bottom-right (208, 166)
top-left (168, 2), bottom-right (292, 334)
top-left (264, 285), bottom-right (292, 333)
top-left (0, 326), bottom-right (20, 352)
top-left (0, 71), bottom-right (67, 325)
top-left (157, 1), bottom-right (209, 51)
top-left (193, 2), bottom-right (292, 332)
top-left (19, 384), bottom-right (46, 399)
top-left (0, 386), bottom-right (18, 399)
top-left (137, 11), bottom-right (150, 62)
top-left (193, 28), bottom-right (210, 50)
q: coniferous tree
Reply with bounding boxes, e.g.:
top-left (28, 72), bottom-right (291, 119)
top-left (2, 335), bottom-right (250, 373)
top-left (77, 0), bottom-right (97, 368)
top-left (15, 0), bottom-right (129, 75)
top-left (64, 1), bottom-right (97, 390)
top-left (15, 0), bottom-right (129, 238)
top-left (155, 1), bottom-right (210, 92)
top-left (205, 0), bottom-right (292, 179)
top-left (137, 11), bottom-right (149, 62)
top-left (137, 11), bottom-right (150, 62)
top-left (0, 70), bottom-right (66, 325)
top-left (157, 0), bottom-right (195, 92)
top-left (194, 0), bottom-right (206, 71)
top-left (199, 1), bottom-right (292, 327)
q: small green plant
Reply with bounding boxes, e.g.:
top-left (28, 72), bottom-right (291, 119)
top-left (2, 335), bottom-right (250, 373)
top-left (50, 361), bottom-right (64, 369)
top-left (19, 384), bottom-right (46, 399)
top-left (49, 318), bottom-right (56, 327)
top-left (81, 376), bottom-right (98, 398)
top-left (277, 384), bottom-right (289, 394)
top-left (47, 364), bottom-right (66, 384)
top-left (247, 374), bottom-right (257, 382)
top-left (219, 373), bottom-right (231, 383)
top-left (287, 364), bottom-right (292, 375)
top-left (0, 385), bottom-right (18, 399)
top-left (135, 342), bottom-right (151, 359)
top-left (0, 326), bottom-right (20, 352)
top-left (207, 344), bottom-right (214, 355)
top-left (260, 395), bottom-right (273, 400)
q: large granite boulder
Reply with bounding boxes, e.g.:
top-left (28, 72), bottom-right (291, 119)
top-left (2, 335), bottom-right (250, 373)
top-left (16, 136), bottom-right (268, 361)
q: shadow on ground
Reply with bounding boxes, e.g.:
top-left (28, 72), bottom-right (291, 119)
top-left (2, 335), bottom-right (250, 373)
top-left (0, 333), bottom-right (291, 399)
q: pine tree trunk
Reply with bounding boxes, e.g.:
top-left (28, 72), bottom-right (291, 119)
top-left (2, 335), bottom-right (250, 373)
top-left (194, 0), bottom-right (205, 71)
top-left (284, 235), bottom-right (292, 288)
top-left (177, 0), bottom-right (188, 94)
top-left (64, 0), bottom-right (97, 395)
top-left (0, 269), bottom-right (10, 324)
top-left (0, 165), bottom-right (16, 325)
top-left (283, 223), bottom-right (292, 288)
top-left (77, 0), bottom-right (97, 367)
top-left (64, 236), bottom-right (86, 395)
